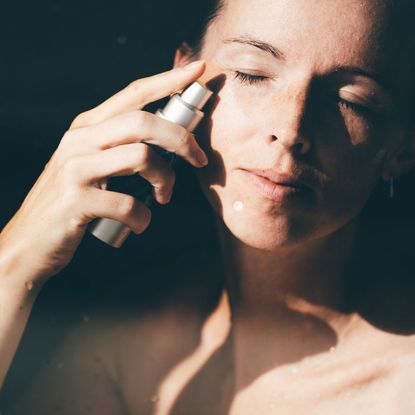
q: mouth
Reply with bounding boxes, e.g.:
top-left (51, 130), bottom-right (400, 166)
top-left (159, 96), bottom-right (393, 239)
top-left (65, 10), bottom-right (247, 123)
top-left (242, 168), bottom-right (308, 188)
top-left (239, 168), bottom-right (310, 203)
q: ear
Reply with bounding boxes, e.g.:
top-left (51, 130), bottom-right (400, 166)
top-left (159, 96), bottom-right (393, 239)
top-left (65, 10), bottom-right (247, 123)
top-left (173, 42), bottom-right (195, 69)
top-left (381, 129), bottom-right (415, 181)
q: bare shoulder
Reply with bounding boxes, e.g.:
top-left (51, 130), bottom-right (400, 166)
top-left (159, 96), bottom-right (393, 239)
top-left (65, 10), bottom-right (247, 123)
top-left (3, 248), bottom-right (223, 415)
top-left (2, 313), bottom-right (126, 415)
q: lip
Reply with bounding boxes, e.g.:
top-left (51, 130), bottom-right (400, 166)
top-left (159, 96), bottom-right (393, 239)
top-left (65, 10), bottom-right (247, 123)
top-left (239, 168), bottom-right (310, 202)
top-left (243, 168), bottom-right (310, 187)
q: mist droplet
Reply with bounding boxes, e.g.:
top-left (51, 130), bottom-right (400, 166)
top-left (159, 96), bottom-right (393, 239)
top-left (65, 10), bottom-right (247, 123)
top-left (233, 200), bottom-right (244, 212)
top-left (81, 313), bottom-right (91, 323)
top-left (116, 34), bottom-right (127, 45)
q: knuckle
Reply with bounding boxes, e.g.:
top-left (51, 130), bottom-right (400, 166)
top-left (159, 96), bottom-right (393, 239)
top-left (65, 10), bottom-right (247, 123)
top-left (118, 196), bottom-right (136, 217)
top-left (177, 127), bottom-right (189, 145)
top-left (59, 128), bottom-right (85, 151)
top-left (63, 157), bottom-right (83, 181)
top-left (132, 144), bottom-right (152, 172)
top-left (127, 78), bottom-right (143, 93)
top-left (154, 169), bottom-right (175, 195)
top-left (61, 129), bottom-right (76, 144)
top-left (70, 110), bottom-right (90, 129)
top-left (136, 208), bottom-right (152, 234)
top-left (133, 110), bottom-right (150, 131)
top-left (61, 185), bottom-right (82, 210)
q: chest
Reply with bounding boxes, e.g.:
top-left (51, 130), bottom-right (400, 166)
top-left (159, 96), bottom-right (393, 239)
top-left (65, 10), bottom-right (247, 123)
top-left (157, 366), bottom-right (405, 415)
top-left (123, 339), bottom-right (408, 415)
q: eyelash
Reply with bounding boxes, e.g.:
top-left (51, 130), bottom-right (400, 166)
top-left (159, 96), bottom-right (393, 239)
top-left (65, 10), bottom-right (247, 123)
top-left (337, 98), bottom-right (370, 116)
top-left (233, 71), bottom-right (268, 85)
top-left (233, 71), bottom-right (373, 117)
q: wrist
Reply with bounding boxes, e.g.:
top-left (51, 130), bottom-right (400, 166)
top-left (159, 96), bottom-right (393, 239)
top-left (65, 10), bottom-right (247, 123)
top-left (0, 241), bottom-right (44, 298)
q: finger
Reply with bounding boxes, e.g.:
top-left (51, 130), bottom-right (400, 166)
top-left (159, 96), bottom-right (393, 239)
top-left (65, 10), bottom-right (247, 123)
top-left (83, 187), bottom-right (152, 234)
top-left (72, 110), bottom-right (208, 168)
top-left (71, 61), bottom-right (206, 128)
top-left (77, 143), bottom-right (176, 204)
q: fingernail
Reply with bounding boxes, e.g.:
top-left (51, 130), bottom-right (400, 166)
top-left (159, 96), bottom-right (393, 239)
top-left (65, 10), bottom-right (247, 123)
top-left (197, 150), bottom-right (209, 166)
top-left (184, 60), bottom-right (205, 71)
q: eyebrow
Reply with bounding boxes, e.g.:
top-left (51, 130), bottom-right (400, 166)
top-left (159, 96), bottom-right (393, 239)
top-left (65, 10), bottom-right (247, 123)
top-left (223, 36), bottom-right (286, 60)
top-left (222, 36), bottom-right (394, 99)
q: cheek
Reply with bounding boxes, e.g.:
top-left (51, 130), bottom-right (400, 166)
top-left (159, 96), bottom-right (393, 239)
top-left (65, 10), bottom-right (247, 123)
top-left (194, 85), bottom-right (262, 220)
top-left (314, 139), bottom-right (386, 229)
top-left (197, 85), bottom-right (257, 179)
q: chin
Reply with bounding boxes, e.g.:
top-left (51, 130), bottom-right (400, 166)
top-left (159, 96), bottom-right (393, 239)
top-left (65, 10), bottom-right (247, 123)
top-left (223, 205), bottom-right (314, 251)
top-left (204, 185), bottom-right (316, 252)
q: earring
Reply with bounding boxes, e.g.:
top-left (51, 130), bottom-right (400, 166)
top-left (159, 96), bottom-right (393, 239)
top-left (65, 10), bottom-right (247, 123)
top-left (389, 176), bottom-right (394, 199)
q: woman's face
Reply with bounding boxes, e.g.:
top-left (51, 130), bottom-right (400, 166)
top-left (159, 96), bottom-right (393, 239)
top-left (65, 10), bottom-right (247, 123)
top-left (193, 0), bottom-right (414, 251)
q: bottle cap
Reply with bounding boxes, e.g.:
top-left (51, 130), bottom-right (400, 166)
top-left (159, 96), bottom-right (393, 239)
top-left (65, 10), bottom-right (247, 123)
top-left (180, 82), bottom-right (212, 110)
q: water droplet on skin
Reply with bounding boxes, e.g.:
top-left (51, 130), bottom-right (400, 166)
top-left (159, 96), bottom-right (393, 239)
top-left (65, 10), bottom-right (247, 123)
top-left (233, 200), bottom-right (244, 212)
top-left (25, 280), bottom-right (34, 291)
top-left (329, 346), bottom-right (336, 353)
top-left (150, 394), bottom-right (159, 403)
top-left (291, 366), bottom-right (299, 374)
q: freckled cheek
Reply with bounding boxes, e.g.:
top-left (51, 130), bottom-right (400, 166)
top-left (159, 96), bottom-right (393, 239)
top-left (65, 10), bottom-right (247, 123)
top-left (204, 87), bottom-right (257, 162)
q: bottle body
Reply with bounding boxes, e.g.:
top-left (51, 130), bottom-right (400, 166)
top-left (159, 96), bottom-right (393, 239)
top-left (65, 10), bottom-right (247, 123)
top-left (88, 81), bottom-right (212, 248)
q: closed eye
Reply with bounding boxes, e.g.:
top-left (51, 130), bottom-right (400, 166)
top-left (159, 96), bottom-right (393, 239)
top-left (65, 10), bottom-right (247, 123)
top-left (337, 97), bottom-right (373, 118)
top-left (233, 71), bottom-right (269, 85)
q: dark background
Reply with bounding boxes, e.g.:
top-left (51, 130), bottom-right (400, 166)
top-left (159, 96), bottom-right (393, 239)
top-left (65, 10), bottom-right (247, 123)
top-left (0, 0), bottom-right (219, 296)
top-left (0, 0), bottom-right (221, 401)
top-left (1, 0), bottom-right (415, 404)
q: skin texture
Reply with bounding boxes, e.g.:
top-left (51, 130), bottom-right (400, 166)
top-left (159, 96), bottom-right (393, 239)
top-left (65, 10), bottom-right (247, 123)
top-left (3, 0), bottom-right (415, 414)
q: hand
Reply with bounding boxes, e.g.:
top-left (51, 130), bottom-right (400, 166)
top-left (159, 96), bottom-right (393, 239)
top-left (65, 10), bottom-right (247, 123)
top-left (0, 60), bottom-right (208, 283)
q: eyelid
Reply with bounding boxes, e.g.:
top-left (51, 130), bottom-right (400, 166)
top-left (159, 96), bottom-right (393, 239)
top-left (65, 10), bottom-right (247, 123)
top-left (338, 89), bottom-right (374, 107)
top-left (233, 71), bottom-right (270, 84)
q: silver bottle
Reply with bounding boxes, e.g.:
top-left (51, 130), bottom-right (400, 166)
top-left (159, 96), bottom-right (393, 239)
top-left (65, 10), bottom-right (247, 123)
top-left (88, 81), bottom-right (213, 248)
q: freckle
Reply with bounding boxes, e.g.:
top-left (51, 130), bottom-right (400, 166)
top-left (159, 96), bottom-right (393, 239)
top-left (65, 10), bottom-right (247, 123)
top-left (233, 200), bottom-right (244, 212)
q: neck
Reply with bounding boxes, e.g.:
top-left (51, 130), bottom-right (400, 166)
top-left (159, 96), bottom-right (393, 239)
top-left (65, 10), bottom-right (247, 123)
top-left (213, 217), bottom-right (365, 388)
top-left (216, 217), bottom-right (360, 320)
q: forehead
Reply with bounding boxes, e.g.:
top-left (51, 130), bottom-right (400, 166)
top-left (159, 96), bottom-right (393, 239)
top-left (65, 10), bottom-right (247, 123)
top-left (203, 0), bottom-right (414, 96)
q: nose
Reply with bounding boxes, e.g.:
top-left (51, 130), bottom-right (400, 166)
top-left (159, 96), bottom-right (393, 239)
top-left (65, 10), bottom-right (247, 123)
top-left (265, 79), bottom-right (312, 155)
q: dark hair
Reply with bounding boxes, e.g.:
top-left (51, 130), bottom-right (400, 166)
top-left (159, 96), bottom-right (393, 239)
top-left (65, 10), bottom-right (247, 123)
top-left (175, 0), bottom-right (224, 58)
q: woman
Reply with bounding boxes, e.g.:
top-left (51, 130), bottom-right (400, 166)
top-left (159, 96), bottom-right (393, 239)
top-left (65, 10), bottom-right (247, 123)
top-left (1, 0), bottom-right (415, 413)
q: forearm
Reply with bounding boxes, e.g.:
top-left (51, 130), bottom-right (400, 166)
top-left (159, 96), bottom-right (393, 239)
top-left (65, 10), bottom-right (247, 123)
top-left (0, 244), bottom-right (43, 390)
